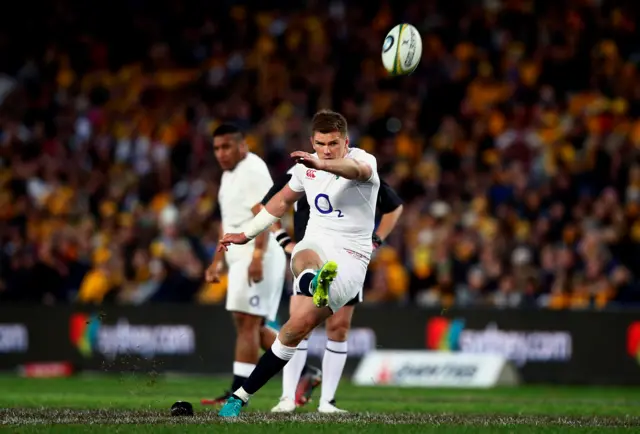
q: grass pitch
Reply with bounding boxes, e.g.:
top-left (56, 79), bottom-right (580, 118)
top-left (0, 374), bottom-right (639, 433)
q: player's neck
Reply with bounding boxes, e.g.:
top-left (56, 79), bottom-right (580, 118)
top-left (226, 151), bottom-right (249, 171)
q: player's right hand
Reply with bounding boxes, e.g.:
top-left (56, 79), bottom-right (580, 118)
top-left (291, 151), bottom-right (325, 170)
top-left (248, 257), bottom-right (264, 285)
top-left (218, 232), bottom-right (250, 251)
top-left (205, 263), bottom-right (221, 283)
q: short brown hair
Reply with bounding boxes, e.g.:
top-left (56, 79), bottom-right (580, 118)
top-left (311, 109), bottom-right (348, 137)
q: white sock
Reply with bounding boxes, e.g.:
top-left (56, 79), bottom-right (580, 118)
top-left (272, 335), bottom-right (297, 360)
top-left (233, 361), bottom-right (256, 378)
top-left (320, 339), bottom-right (348, 404)
top-left (282, 339), bottom-right (309, 400)
top-left (234, 386), bottom-right (251, 403)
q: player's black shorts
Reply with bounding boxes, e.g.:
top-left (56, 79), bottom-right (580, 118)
top-left (345, 294), bottom-right (361, 306)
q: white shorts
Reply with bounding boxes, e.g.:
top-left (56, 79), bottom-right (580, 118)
top-left (291, 237), bottom-right (369, 312)
top-left (225, 246), bottom-right (286, 322)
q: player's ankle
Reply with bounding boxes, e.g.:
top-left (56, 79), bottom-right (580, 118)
top-left (233, 387), bottom-right (251, 403)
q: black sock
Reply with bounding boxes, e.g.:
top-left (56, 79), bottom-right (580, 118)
top-left (297, 271), bottom-right (315, 296)
top-left (231, 375), bottom-right (246, 392)
top-left (243, 349), bottom-right (289, 395)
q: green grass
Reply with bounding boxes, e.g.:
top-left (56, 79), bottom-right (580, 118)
top-left (0, 374), bottom-right (639, 433)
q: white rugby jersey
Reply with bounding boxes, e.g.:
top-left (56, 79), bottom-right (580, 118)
top-left (288, 148), bottom-right (380, 256)
top-left (286, 165), bottom-right (299, 212)
top-left (218, 152), bottom-right (276, 263)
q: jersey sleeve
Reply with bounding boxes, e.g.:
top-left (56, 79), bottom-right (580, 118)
top-left (261, 173), bottom-right (292, 205)
top-left (377, 178), bottom-right (403, 214)
top-left (287, 164), bottom-right (305, 192)
top-left (351, 150), bottom-right (378, 183)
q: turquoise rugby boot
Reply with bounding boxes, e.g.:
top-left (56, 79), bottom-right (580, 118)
top-left (218, 396), bottom-right (244, 418)
top-left (310, 261), bottom-right (338, 308)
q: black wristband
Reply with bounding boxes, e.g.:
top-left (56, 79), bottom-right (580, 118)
top-left (275, 229), bottom-right (292, 249)
top-left (279, 238), bottom-right (292, 249)
top-left (372, 233), bottom-right (383, 248)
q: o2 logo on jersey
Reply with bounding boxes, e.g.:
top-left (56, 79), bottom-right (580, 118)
top-left (315, 194), bottom-right (344, 218)
top-left (306, 169), bottom-right (316, 179)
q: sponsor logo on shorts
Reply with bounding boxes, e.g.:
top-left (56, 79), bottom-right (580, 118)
top-left (344, 249), bottom-right (369, 260)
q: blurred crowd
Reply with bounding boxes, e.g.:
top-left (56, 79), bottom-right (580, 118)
top-left (1, 0), bottom-right (640, 309)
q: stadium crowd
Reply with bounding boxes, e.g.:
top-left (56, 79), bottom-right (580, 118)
top-left (1, 0), bottom-right (640, 309)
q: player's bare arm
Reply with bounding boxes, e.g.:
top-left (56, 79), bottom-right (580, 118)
top-left (291, 151), bottom-right (373, 182)
top-left (205, 222), bottom-right (225, 283)
top-left (262, 209), bottom-right (296, 254)
top-left (376, 204), bottom-right (403, 240)
top-left (218, 185), bottom-right (304, 251)
top-left (247, 203), bottom-right (269, 284)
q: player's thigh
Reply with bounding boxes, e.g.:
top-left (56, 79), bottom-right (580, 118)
top-left (327, 250), bottom-right (368, 313)
top-left (225, 258), bottom-right (269, 318)
top-left (281, 297), bottom-right (333, 347)
top-left (289, 293), bottom-right (307, 315)
top-left (290, 238), bottom-right (326, 275)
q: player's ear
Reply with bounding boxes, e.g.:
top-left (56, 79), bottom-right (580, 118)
top-left (344, 136), bottom-right (349, 148)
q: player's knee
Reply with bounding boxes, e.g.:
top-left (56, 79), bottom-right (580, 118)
top-left (278, 325), bottom-right (308, 347)
top-left (292, 249), bottom-right (323, 275)
top-left (326, 323), bottom-right (349, 342)
top-left (280, 317), bottom-right (317, 346)
top-left (233, 312), bottom-right (262, 333)
top-left (326, 306), bottom-right (353, 342)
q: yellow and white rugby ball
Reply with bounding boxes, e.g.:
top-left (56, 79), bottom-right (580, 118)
top-left (382, 24), bottom-right (423, 76)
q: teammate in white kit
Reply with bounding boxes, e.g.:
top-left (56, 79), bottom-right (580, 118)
top-left (201, 124), bottom-right (286, 406)
top-left (217, 110), bottom-right (380, 418)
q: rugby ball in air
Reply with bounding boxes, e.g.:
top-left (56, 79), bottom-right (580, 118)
top-left (381, 24), bottom-right (423, 76)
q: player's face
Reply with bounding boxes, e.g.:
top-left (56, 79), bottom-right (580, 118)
top-left (213, 134), bottom-right (243, 170)
top-left (311, 131), bottom-right (349, 160)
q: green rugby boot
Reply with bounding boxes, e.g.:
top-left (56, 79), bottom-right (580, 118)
top-left (310, 261), bottom-right (338, 308)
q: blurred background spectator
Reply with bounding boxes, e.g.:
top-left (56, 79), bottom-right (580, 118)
top-left (1, 0), bottom-right (640, 310)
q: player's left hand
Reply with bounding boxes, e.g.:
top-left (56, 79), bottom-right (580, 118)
top-left (218, 233), bottom-right (250, 251)
top-left (291, 151), bottom-right (325, 170)
top-left (248, 257), bottom-right (264, 285)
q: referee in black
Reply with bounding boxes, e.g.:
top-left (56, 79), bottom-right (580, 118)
top-left (261, 167), bottom-right (403, 411)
